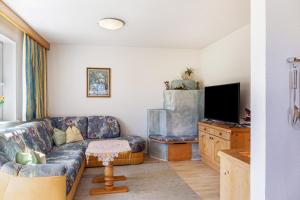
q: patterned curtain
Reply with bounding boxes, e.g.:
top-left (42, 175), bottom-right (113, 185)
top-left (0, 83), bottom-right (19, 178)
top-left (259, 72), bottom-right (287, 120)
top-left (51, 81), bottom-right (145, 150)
top-left (24, 34), bottom-right (47, 121)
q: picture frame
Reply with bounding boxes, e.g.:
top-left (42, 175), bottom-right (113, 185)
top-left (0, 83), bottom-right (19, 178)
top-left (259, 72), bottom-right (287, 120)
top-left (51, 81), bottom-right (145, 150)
top-left (86, 67), bottom-right (111, 97)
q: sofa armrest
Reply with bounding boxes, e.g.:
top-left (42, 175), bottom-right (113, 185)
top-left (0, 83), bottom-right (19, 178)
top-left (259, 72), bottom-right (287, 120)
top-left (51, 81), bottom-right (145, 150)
top-left (19, 163), bottom-right (66, 177)
top-left (0, 172), bottom-right (66, 200)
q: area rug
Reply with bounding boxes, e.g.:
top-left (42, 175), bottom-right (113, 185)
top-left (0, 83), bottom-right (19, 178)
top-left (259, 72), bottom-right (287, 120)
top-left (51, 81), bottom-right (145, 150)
top-left (75, 163), bottom-right (199, 200)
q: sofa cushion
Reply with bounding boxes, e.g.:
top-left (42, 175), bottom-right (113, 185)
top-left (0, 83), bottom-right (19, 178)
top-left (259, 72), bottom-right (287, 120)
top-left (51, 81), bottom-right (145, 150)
top-left (87, 116), bottom-right (120, 139)
top-left (16, 151), bottom-right (39, 165)
top-left (0, 152), bottom-right (8, 167)
top-left (51, 117), bottom-right (88, 139)
top-left (41, 118), bottom-right (55, 136)
top-left (46, 148), bottom-right (85, 193)
top-left (66, 126), bottom-right (83, 143)
top-left (0, 127), bottom-right (42, 161)
top-left (17, 121), bottom-right (53, 154)
top-left (149, 134), bottom-right (198, 143)
top-left (53, 128), bottom-right (66, 146)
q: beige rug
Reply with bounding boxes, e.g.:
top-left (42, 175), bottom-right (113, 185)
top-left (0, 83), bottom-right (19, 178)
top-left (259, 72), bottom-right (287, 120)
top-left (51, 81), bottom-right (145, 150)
top-left (75, 163), bottom-right (199, 200)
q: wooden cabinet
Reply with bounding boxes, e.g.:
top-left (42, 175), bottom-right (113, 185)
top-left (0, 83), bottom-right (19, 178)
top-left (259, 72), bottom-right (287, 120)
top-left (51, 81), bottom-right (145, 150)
top-left (198, 122), bottom-right (250, 171)
top-left (218, 150), bottom-right (250, 200)
top-left (214, 137), bottom-right (230, 163)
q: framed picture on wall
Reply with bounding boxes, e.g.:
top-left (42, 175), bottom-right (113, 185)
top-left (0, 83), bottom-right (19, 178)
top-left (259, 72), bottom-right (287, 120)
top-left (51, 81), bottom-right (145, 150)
top-left (86, 67), bottom-right (111, 97)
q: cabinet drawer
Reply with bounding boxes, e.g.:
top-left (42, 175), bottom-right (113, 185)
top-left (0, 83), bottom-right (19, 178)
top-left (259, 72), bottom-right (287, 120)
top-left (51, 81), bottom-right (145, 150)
top-left (213, 130), bottom-right (231, 140)
top-left (200, 125), bottom-right (215, 135)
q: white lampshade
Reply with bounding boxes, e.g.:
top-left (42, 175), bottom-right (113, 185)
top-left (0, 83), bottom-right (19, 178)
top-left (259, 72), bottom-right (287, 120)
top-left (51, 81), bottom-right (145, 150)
top-left (98, 18), bottom-right (125, 30)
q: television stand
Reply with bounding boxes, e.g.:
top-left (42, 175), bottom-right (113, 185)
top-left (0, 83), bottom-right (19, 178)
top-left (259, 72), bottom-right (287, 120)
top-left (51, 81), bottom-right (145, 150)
top-left (198, 121), bottom-right (250, 171)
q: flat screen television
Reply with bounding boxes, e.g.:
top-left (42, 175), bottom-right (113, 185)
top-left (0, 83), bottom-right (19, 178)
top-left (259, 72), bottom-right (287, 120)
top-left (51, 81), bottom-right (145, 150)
top-left (204, 83), bottom-right (240, 123)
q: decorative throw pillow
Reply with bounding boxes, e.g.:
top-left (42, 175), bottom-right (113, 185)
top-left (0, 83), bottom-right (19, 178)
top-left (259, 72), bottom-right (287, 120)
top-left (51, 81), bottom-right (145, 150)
top-left (16, 152), bottom-right (38, 165)
top-left (66, 126), bottom-right (83, 143)
top-left (53, 128), bottom-right (66, 146)
top-left (32, 151), bottom-right (46, 164)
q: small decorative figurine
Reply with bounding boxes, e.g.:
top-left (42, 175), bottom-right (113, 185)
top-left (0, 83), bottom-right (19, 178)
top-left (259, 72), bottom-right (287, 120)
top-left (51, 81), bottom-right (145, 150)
top-left (196, 81), bottom-right (200, 90)
top-left (164, 81), bottom-right (170, 90)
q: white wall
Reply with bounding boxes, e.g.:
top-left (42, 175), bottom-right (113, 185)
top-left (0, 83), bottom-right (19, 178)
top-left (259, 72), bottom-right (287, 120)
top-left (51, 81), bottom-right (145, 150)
top-left (252, 0), bottom-right (300, 199)
top-left (251, 0), bottom-right (266, 199)
top-left (198, 25), bottom-right (250, 115)
top-left (47, 45), bottom-right (201, 138)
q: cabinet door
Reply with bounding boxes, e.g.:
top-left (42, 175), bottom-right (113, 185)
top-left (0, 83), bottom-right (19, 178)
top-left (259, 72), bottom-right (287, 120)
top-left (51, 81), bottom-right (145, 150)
top-left (214, 137), bottom-right (230, 163)
top-left (205, 134), bottom-right (214, 159)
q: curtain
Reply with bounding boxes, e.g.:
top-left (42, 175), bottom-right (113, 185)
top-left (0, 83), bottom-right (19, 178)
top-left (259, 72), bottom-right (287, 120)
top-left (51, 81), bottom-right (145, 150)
top-left (24, 34), bottom-right (47, 121)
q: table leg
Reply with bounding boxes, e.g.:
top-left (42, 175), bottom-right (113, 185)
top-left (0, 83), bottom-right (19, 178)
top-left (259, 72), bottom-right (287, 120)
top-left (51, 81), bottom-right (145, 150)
top-left (90, 163), bottom-right (128, 195)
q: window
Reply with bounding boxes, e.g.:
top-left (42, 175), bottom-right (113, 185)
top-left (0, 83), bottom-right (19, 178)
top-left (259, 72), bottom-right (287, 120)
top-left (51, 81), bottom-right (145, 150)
top-left (0, 34), bottom-right (17, 122)
top-left (0, 41), bottom-right (3, 120)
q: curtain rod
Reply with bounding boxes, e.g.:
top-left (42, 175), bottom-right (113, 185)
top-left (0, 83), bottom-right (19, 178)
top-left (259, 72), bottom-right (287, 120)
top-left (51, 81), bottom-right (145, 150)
top-left (0, 1), bottom-right (50, 49)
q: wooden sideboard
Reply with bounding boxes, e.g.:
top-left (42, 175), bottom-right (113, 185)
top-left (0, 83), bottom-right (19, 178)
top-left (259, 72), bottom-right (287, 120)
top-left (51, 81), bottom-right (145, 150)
top-left (198, 121), bottom-right (250, 171)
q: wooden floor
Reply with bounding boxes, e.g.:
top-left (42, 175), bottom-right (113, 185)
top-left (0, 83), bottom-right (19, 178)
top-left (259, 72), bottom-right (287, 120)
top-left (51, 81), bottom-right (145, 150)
top-left (145, 156), bottom-right (220, 200)
top-left (169, 160), bottom-right (220, 200)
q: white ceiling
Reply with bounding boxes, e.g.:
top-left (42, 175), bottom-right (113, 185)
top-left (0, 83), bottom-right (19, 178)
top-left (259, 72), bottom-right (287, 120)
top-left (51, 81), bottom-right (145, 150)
top-left (4, 0), bottom-right (250, 49)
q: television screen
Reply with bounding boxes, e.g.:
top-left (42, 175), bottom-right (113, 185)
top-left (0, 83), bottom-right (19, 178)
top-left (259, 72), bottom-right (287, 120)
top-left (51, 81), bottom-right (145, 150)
top-left (204, 83), bottom-right (240, 123)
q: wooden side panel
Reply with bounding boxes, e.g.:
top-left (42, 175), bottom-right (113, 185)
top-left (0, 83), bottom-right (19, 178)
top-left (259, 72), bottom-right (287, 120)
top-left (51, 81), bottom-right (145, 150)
top-left (199, 132), bottom-right (206, 155)
top-left (220, 157), bottom-right (232, 200)
top-left (230, 132), bottom-right (250, 151)
top-left (234, 164), bottom-right (250, 200)
top-left (168, 143), bottom-right (192, 161)
top-left (219, 152), bottom-right (250, 200)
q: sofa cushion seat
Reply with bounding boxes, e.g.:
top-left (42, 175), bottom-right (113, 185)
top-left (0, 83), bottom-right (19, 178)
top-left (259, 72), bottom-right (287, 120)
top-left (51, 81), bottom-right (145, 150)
top-left (18, 163), bottom-right (66, 177)
top-left (46, 148), bottom-right (85, 193)
top-left (0, 161), bottom-right (22, 176)
top-left (51, 140), bottom-right (89, 152)
top-left (149, 134), bottom-right (198, 143)
top-left (118, 136), bottom-right (146, 153)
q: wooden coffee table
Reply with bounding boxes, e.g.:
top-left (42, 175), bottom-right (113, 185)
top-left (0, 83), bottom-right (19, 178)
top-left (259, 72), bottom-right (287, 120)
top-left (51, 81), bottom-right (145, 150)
top-left (85, 140), bottom-right (131, 195)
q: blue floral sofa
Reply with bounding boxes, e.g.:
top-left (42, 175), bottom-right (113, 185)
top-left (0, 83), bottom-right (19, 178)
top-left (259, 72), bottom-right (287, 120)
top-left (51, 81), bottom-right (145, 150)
top-left (0, 116), bottom-right (145, 200)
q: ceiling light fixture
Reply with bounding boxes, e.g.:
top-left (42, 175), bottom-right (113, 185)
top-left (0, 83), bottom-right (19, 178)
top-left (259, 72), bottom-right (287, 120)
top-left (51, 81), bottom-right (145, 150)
top-left (98, 18), bottom-right (125, 30)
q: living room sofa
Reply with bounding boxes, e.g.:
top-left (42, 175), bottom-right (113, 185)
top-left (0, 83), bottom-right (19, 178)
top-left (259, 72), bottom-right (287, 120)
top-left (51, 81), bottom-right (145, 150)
top-left (0, 116), bottom-right (146, 200)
